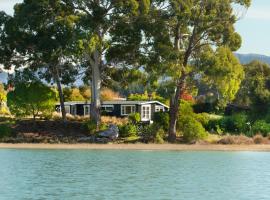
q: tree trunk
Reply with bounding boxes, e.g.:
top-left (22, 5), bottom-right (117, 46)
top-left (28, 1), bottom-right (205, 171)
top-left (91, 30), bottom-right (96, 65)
top-left (90, 50), bottom-right (102, 127)
top-left (53, 66), bottom-right (66, 121)
top-left (168, 76), bottom-right (186, 142)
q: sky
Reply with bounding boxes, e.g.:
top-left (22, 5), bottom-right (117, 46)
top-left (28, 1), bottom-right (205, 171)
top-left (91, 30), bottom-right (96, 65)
top-left (1, 0), bottom-right (270, 56)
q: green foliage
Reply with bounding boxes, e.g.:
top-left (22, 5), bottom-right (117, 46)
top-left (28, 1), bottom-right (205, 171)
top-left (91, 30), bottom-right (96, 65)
top-left (178, 116), bottom-right (208, 143)
top-left (128, 113), bottom-right (141, 124)
top-left (119, 124), bottom-right (138, 138)
top-left (85, 120), bottom-right (108, 134)
top-left (198, 47), bottom-right (244, 108)
top-left (0, 124), bottom-right (12, 138)
top-left (140, 123), bottom-right (165, 143)
top-left (207, 113), bottom-right (250, 135)
top-left (85, 120), bottom-right (98, 134)
top-left (235, 61), bottom-right (270, 116)
top-left (179, 100), bottom-right (194, 115)
top-left (63, 87), bottom-right (86, 102)
top-left (206, 119), bottom-right (223, 135)
top-left (177, 100), bottom-right (209, 142)
top-left (177, 100), bottom-right (208, 142)
top-left (252, 120), bottom-right (270, 137)
top-left (153, 112), bottom-right (169, 131)
top-left (194, 113), bottom-right (210, 127)
top-left (128, 91), bottom-right (167, 104)
top-left (154, 128), bottom-right (165, 144)
top-left (7, 81), bottom-right (57, 119)
top-left (220, 113), bottom-right (249, 134)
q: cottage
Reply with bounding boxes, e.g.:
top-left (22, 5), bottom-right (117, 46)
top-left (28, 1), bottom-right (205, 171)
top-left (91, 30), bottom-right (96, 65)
top-left (55, 100), bottom-right (169, 122)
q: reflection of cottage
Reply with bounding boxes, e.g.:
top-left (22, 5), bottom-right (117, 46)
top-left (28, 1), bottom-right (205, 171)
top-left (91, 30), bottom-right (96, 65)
top-left (56, 101), bottom-right (169, 122)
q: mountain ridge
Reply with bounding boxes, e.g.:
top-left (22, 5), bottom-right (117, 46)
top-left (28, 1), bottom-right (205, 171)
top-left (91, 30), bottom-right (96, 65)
top-left (234, 53), bottom-right (270, 65)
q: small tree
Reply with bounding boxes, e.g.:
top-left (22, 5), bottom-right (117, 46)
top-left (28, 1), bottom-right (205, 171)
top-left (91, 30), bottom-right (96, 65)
top-left (7, 82), bottom-right (57, 120)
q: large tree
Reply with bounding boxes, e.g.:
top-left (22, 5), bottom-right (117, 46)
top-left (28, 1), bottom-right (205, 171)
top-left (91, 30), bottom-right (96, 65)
top-left (235, 60), bottom-right (270, 114)
top-left (0, 0), bottom-right (79, 121)
top-left (142, 0), bottom-right (251, 141)
top-left (69, 0), bottom-right (149, 126)
top-left (196, 46), bottom-right (244, 109)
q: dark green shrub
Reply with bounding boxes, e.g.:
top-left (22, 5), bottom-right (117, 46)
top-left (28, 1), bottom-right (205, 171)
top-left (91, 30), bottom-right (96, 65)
top-left (128, 113), bottom-right (141, 124)
top-left (178, 116), bottom-right (208, 143)
top-left (206, 119), bottom-right (220, 131)
top-left (219, 113), bottom-right (249, 134)
top-left (252, 120), bottom-right (270, 137)
top-left (119, 124), bottom-right (138, 137)
top-left (0, 124), bottom-right (12, 138)
top-left (140, 123), bottom-right (165, 143)
top-left (153, 112), bottom-right (169, 131)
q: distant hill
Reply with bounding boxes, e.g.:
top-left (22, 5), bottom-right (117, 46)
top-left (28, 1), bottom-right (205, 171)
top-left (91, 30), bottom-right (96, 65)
top-left (235, 53), bottom-right (270, 65)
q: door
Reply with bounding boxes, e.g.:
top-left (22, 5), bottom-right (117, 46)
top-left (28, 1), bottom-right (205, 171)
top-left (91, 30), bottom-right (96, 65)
top-left (141, 105), bottom-right (151, 121)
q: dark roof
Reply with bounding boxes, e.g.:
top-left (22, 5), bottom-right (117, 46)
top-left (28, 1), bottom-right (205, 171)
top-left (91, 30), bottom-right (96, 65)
top-left (56, 100), bottom-right (169, 108)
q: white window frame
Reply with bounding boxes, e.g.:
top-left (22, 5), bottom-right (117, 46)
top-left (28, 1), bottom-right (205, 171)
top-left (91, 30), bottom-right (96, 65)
top-left (155, 105), bottom-right (164, 112)
top-left (84, 105), bottom-right (90, 116)
top-left (70, 105), bottom-right (77, 115)
top-left (141, 105), bottom-right (151, 121)
top-left (64, 105), bottom-right (70, 114)
top-left (121, 105), bottom-right (136, 116)
top-left (102, 105), bottom-right (114, 112)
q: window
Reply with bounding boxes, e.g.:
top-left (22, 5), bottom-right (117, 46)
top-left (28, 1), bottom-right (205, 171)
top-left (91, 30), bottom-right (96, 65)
top-left (121, 105), bottom-right (136, 116)
top-left (155, 105), bottom-right (164, 112)
top-left (84, 105), bottom-right (90, 116)
top-left (102, 105), bottom-right (114, 112)
top-left (71, 105), bottom-right (77, 115)
top-left (142, 105), bottom-right (151, 121)
top-left (64, 106), bottom-right (70, 114)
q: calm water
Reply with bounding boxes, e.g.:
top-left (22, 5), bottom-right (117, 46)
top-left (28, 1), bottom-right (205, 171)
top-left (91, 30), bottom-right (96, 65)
top-left (0, 150), bottom-right (270, 200)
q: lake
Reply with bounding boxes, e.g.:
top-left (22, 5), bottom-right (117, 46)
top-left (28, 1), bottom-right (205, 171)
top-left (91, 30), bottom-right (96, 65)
top-left (0, 150), bottom-right (270, 200)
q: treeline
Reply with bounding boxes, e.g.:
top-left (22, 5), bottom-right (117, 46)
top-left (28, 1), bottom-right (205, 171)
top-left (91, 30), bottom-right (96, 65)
top-left (0, 0), bottom-right (252, 142)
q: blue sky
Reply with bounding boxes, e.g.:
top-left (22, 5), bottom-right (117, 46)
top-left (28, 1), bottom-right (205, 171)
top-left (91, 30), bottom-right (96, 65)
top-left (1, 0), bottom-right (270, 56)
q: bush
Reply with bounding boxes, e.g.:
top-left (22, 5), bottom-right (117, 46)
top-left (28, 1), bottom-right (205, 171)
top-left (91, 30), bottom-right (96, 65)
top-left (7, 81), bottom-right (57, 119)
top-left (194, 113), bottom-right (210, 127)
top-left (128, 113), bottom-right (141, 124)
top-left (252, 120), bottom-right (270, 137)
top-left (219, 113), bottom-right (249, 134)
top-left (154, 128), bottom-right (165, 144)
top-left (206, 119), bottom-right (221, 133)
top-left (0, 124), bottom-right (12, 138)
top-left (119, 124), bottom-right (138, 138)
top-left (179, 100), bottom-right (194, 115)
top-left (178, 116), bottom-right (208, 143)
top-left (153, 112), bottom-right (169, 131)
top-left (140, 123), bottom-right (165, 143)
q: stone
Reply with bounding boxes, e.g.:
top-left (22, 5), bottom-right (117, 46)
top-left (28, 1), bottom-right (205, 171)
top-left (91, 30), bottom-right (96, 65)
top-left (98, 124), bottom-right (119, 139)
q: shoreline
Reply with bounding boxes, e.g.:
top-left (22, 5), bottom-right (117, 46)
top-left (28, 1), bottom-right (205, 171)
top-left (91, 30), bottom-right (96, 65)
top-left (1, 143), bottom-right (270, 151)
